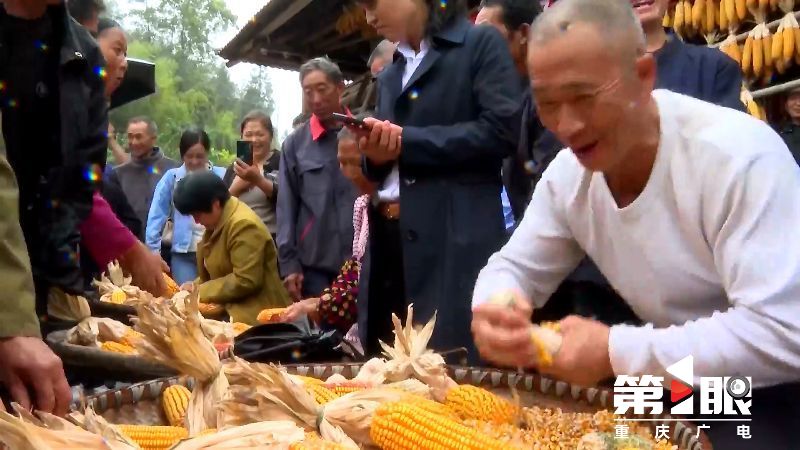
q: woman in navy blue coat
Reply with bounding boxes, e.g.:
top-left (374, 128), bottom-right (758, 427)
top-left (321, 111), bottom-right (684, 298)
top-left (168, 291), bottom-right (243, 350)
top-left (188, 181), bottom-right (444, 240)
top-left (353, 0), bottom-right (523, 361)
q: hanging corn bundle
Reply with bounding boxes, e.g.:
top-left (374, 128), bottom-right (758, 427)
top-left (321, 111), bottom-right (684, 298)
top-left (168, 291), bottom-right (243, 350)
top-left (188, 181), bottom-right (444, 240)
top-left (773, 0), bottom-right (800, 73)
top-left (131, 291), bottom-right (228, 436)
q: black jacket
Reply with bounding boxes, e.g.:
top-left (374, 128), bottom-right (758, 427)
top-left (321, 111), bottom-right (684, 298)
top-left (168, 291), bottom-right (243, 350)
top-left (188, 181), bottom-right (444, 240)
top-left (0, 3), bottom-right (108, 296)
top-left (361, 17), bottom-right (523, 361)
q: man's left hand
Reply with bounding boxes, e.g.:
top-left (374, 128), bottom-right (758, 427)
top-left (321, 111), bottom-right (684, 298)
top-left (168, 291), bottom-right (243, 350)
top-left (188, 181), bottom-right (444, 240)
top-left (540, 315), bottom-right (614, 387)
top-left (358, 118), bottom-right (402, 165)
top-left (233, 160), bottom-right (263, 184)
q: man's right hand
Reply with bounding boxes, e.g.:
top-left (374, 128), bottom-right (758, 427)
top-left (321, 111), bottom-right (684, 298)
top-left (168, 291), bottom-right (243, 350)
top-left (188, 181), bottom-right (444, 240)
top-left (0, 336), bottom-right (71, 416)
top-left (284, 273), bottom-right (304, 301)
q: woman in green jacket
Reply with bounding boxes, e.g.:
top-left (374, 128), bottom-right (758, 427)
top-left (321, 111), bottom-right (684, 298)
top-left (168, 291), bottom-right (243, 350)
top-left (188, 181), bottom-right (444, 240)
top-left (174, 171), bottom-right (291, 325)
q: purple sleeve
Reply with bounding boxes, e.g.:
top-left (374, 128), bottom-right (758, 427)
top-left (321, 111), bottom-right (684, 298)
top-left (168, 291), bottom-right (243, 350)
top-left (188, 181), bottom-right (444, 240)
top-left (79, 192), bottom-right (138, 267)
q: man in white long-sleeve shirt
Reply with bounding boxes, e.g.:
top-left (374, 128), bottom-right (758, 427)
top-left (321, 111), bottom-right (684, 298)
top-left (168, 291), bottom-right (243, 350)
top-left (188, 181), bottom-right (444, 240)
top-left (471, 0), bottom-right (800, 447)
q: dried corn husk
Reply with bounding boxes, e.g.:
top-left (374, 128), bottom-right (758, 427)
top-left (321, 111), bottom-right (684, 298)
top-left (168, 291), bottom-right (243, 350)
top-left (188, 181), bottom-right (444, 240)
top-left (221, 359), bottom-right (420, 448)
top-left (378, 306), bottom-right (452, 390)
top-left (47, 288), bottom-right (91, 322)
top-left (0, 407), bottom-right (137, 450)
top-left (93, 261), bottom-right (142, 305)
top-left (132, 291), bottom-right (227, 436)
top-left (170, 421), bottom-right (305, 449)
top-left (68, 406), bottom-right (138, 448)
top-left (65, 316), bottom-right (135, 348)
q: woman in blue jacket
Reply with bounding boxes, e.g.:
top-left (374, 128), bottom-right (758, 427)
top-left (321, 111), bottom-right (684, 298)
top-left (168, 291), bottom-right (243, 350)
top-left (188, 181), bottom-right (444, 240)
top-left (146, 128), bottom-right (226, 284)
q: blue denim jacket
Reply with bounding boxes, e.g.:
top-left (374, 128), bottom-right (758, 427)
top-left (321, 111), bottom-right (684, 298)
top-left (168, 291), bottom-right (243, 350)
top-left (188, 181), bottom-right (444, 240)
top-left (145, 164), bottom-right (226, 254)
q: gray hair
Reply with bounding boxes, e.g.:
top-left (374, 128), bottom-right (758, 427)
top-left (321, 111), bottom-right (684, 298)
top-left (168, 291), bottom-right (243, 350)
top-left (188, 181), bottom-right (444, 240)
top-left (127, 116), bottom-right (158, 136)
top-left (299, 56), bottom-right (344, 85)
top-left (529, 0), bottom-right (645, 60)
top-left (367, 40), bottom-right (396, 68)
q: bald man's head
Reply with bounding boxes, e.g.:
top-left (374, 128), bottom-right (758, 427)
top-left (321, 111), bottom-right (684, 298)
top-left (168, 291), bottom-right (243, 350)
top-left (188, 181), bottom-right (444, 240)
top-left (525, 0), bottom-right (657, 174)
top-left (529, 0), bottom-right (646, 66)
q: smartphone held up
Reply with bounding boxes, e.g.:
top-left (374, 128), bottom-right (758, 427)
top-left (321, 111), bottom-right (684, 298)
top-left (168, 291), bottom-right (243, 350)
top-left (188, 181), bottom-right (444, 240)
top-left (236, 140), bottom-right (254, 166)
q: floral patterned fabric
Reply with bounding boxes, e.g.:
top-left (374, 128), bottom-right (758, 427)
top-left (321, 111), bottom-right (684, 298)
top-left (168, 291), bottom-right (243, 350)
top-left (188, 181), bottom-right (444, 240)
top-left (316, 195), bottom-right (369, 334)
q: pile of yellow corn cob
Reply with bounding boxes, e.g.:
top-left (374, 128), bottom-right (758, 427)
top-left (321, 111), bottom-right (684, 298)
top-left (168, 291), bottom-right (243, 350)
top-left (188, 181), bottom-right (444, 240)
top-left (0, 302), bottom-right (680, 450)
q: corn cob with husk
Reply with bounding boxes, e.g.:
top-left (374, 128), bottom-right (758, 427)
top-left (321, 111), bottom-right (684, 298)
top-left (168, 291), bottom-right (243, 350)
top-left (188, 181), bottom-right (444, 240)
top-left (131, 291), bottom-right (228, 436)
top-left (220, 357), bottom-right (432, 448)
top-left (52, 290), bottom-right (142, 350)
top-left (370, 306), bottom-right (521, 426)
top-left (663, 5), bottom-right (673, 28)
top-left (0, 404), bottom-right (138, 450)
top-left (94, 261), bottom-right (142, 305)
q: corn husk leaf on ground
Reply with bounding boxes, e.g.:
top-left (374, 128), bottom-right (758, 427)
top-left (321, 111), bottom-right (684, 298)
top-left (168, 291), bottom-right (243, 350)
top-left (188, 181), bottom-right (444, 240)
top-left (169, 420), bottom-right (305, 450)
top-left (131, 291), bottom-right (227, 436)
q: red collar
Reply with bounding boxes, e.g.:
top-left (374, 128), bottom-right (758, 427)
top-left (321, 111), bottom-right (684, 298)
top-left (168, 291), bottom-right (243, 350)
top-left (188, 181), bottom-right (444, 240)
top-left (310, 109), bottom-right (351, 141)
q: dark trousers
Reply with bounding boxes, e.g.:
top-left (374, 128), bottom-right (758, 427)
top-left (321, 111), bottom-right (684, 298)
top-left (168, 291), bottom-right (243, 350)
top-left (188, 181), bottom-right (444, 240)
top-left (301, 267), bottom-right (337, 298)
top-left (363, 207), bottom-right (407, 357)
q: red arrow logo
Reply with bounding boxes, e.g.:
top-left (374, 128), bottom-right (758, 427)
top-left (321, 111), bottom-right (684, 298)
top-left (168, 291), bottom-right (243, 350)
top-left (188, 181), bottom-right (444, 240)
top-left (670, 379), bottom-right (693, 403)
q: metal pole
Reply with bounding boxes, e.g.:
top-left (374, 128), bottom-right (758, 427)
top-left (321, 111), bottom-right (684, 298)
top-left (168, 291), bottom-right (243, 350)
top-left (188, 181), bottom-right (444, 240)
top-left (711, 10), bottom-right (800, 47)
top-left (751, 77), bottom-right (800, 99)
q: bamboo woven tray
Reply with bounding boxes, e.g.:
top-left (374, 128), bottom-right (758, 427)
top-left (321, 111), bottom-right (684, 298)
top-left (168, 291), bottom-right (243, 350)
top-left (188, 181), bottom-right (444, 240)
top-left (79, 363), bottom-right (711, 450)
top-left (45, 330), bottom-right (176, 383)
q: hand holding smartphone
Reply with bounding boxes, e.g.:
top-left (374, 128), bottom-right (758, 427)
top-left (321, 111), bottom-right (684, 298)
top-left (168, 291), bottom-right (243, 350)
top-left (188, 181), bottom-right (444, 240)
top-left (236, 140), bottom-right (253, 166)
top-left (331, 112), bottom-right (369, 130)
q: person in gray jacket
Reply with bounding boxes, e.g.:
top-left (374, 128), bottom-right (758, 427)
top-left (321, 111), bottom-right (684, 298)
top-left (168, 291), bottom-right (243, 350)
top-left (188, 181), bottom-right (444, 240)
top-left (108, 116), bottom-right (180, 238)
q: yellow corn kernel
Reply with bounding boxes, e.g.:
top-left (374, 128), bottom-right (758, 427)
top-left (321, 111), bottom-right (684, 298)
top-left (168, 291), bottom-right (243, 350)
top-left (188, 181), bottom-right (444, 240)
top-left (100, 341), bottom-right (136, 355)
top-left (119, 329), bottom-right (144, 347)
top-left (326, 382), bottom-right (368, 397)
top-left (294, 375), bottom-right (324, 385)
top-left (232, 322), bottom-right (251, 336)
top-left (117, 424), bottom-right (188, 450)
top-left (198, 302), bottom-right (225, 317)
top-left (370, 401), bottom-right (511, 450)
top-left (162, 385), bottom-right (191, 427)
top-left (443, 385), bottom-right (518, 425)
top-left (305, 383), bottom-right (338, 405)
top-left (110, 287), bottom-right (127, 304)
top-left (163, 273), bottom-right (180, 297)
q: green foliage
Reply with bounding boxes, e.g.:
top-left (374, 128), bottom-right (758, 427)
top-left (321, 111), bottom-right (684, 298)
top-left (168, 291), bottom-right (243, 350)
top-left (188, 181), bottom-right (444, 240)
top-left (109, 0), bottom-right (274, 165)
